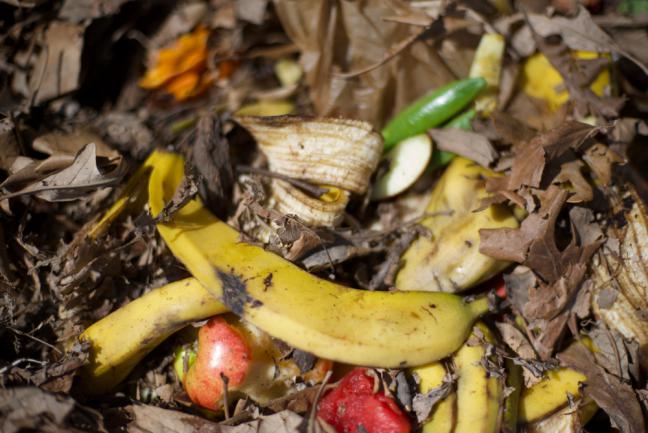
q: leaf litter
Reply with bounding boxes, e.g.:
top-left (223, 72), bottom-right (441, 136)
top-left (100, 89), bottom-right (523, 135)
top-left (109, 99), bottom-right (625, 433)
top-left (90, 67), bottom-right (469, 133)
top-left (0, 0), bottom-right (647, 432)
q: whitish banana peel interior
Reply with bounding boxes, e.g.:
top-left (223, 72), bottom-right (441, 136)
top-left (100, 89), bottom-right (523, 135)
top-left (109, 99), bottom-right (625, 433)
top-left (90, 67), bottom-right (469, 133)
top-left (591, 188), bottom-right (648, 372)
top-left (235, 116), bottom-right (382, 194)
top-left (236, 116), bottom-right (382, 226)
top-left (269, 179), bottom-right (349, 227)
top-left (396, 157), bottom-right (518, 292)
top-left (527, 400), bottom-right (598, 433)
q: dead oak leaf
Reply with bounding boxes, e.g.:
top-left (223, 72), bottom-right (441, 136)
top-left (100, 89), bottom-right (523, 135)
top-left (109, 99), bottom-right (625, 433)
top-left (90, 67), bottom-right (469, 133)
top-left (0, 143), bottom-right (125, 202)
top-left (527, 6), bottom-right (648, 76)
top-left (428, 128), bottom-right (498, 168)
top-left (480, 186), bottom-right (568, 263)
top-left (508, 121), bottom-right (600, 191)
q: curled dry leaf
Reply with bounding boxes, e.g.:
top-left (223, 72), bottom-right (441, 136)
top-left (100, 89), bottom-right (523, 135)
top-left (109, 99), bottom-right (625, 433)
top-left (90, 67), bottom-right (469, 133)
top-left (29, 21), bottom-right (84, 105)
top-left (427, 128), bottom-right (498, 168)
top-left (0, 143), bottom-right (125, 202)
top-left (526, 6), bottom-right (648, 76)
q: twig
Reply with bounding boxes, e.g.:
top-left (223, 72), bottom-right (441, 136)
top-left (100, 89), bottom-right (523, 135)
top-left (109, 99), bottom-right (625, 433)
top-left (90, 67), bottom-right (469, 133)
top-left (307, 370), bottom-right (333, 433)
top-left (7, 327), bottom-right (61, 354)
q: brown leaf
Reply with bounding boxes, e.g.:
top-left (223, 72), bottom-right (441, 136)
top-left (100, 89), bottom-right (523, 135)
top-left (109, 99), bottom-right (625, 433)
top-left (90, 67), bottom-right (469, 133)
top-left (508, 121), bottom-right (600, 191)
top-left (533, 35), bottom-right (625, 118)
top-left (527, 6), bottom-right (648, 76)
top-left (30, 22), bottom-right (85, 105)
top-left (491, 112), bottom-right (537, 147)
top-left (428, 128), bottom-right (498, 168)
top-left (274, 0), bottom-right (456, 127)
top-left (193, 113), bottom-right (234, 219)
top-left (0, 118), bottom-right (20, 171)
top-left (480, 186), bottom-right (568, 263)
top-left (221, 411), bottom-right (303, 433)
top-left (127, 404), bottom-right (221, 433)
top-left (583, 142), bottom-right (624, 186)
top-left (552, 159), bottom-right (593, 203)
top-left (0, 387), bottom-right (105, 433)
top-left (558, 342), bottom-right (646, 433)
top-left (0, 143), bottom-right (126, 202)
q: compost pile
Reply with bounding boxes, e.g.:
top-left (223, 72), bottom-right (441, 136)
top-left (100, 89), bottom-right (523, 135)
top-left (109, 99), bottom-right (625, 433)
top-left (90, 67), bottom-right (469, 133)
top-left (1, 1), bottom-right (648, 432)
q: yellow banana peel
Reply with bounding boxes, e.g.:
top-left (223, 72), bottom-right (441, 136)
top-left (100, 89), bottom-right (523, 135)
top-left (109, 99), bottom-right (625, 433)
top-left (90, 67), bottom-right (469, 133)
top-left (469, 33), bottom-right (505, 116)
top-left (80, 278), bottom-right (226, 393)
top-left (522, 51), bottom-right (611, 111)
top-left (79, 150), bottom-right (492, 393)
top-left (148, 150), bottom-right (490, 368)
top-left (396, 157), bottom-right (518, 292)
top-left (518, 367), bottom-right (587, 423)
top-left (413, 362), bottom-right (456, 433)
top-left (453, 323), bottom-right (503, 433)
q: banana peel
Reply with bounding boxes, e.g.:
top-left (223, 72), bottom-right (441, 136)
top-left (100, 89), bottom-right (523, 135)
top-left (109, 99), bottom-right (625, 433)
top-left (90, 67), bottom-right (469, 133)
top-left (79, 150), bottom-right (492, 393)
top-left (80, 278), bottom-right (226, 393)
top-left (149, 150), bottom-right (489, 368)
top-left (522, 51), bottom-right (611, 111)
top-left (527, 400), bottom-right (598, 433)
top-left (453, 323), bottom-right (503, 433)
top-left (518, 367), bottom-right (587, 423)
top-left (396, 157), bottom-right (518, 292)
top-left (591, 187), bottom-right (648, 372)
top-left (413, 362), bottom-right (456, 433)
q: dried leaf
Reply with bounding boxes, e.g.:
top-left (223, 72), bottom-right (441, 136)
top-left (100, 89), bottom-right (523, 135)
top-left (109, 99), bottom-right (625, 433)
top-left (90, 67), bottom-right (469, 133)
top-left (428, 128), bottom-right (498, 168)
top-left (0, 387), bottom-right (105, 433)
top-left (527, 6), bottom-right (648, 75)
top-left (508, 121), bottom-right (600, 191)
top-left (480, 186), bottom-right (568, 263)
top-left (0, 143), bottom-right (125, 202)
top-left (193, 113), bottom-right (234, 219)
top-left (221, 411), bottom-right (303, 433)
top-left (274, 0), bottom-right (456, 127)
top-left (127, 404), bottom-right (221, 433)
top-left (583, 142), bottom-right (624, 186)
top-left (558, 342), bottom-right (646, 433)
top-left (30, 22), bottom-right (84, 105)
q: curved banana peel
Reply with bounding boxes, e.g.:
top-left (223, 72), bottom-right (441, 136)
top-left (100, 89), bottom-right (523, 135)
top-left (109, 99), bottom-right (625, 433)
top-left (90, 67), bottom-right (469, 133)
top-left (591, 187), bottom-right (648, 372)
top-left (78, 150), bottom-right (492, 393)
top-left (413, 362), bottom-right (456, 433)
top-left (453, 323), bottom-right (503, 433)
top-left (148, 151), bottom-right (490, 368)
top-left (80, 278), bottom-right (226, 393)
top-left (396, 157), bottom-right (518, 292)
top-left (518, 367), bottom-right (587, 423)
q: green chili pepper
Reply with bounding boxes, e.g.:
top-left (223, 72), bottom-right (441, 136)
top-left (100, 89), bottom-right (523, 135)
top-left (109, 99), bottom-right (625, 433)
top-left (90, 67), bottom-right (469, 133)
top-left (381, 77), bottom-right (486, 151)
top-left (429, 108), bottom-right (476, 171)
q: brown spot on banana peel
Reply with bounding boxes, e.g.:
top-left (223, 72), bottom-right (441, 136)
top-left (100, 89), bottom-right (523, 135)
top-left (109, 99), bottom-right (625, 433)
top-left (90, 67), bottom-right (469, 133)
top-left (216, 269), bottom-right (263, 315)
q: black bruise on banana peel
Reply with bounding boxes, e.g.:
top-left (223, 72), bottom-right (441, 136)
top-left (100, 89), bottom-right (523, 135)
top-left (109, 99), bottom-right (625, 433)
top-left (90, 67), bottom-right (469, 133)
top-left (216, 269), bottom-right (263, 315)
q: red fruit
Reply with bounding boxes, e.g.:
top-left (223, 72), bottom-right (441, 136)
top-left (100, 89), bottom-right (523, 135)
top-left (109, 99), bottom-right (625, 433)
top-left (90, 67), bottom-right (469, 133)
top-left (317, 368), bottom-right (411, 433)
top-left (184, 317), bottom-right (252, 411)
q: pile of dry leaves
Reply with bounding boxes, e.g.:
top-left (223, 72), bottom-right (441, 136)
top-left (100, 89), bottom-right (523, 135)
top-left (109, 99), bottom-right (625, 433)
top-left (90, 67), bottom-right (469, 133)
top-left (1, 0), bottom-right (647, 432)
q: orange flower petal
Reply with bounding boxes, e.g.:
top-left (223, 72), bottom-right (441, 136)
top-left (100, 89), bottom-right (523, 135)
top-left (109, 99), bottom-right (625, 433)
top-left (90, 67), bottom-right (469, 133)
top-left (165, 72), bottom-right (200, 101)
